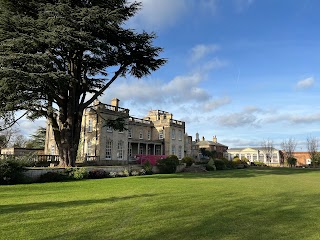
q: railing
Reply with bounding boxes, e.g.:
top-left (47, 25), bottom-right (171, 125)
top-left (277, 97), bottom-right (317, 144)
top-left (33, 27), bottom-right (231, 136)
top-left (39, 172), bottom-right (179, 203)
top-left (129, 117), bottom-right (152, 124)
top-left (170, 119), bottom-right (184, 126)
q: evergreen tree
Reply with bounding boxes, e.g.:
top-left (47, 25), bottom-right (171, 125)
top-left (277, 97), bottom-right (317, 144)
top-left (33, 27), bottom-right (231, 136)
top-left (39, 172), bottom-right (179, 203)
top-left (26, 127), bottom-right (46, 149)
top-left (0, 0), bottom-right (166, 166)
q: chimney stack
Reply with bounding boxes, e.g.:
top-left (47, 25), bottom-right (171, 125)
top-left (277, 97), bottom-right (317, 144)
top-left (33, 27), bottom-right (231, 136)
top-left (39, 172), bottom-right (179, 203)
top-left (111, 98), bottom-right (119, 111)
top-left (213, 135), bottom-right (217, 143)
top-left (202, 136), bottom-right (205, 141)
top-left (196, 132), bottom-right (199, 142)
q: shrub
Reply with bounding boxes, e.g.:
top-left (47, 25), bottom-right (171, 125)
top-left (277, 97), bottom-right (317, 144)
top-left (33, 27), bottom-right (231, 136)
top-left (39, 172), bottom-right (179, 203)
top-left (117, 169), bottom-right (129, 177)
top-left (130, 170), bottom-right (140, 176)
top-left (65, 168), bottom-right (88, 180)
top-left (88, 169), bottom-right (108, 179)
top-left (253, 161), bottom-right (267, 167)
top-left (0, 157), bottom-right (32, 184)
top-left (214, 159), bottom-right (226, 170)
top-left (206, 159), bottom-right (216, 171)
top-left (222, 158), bottom-right (235, 169)
top-left (143, 161), bottom-right (153, 175)
top-left (157, 155), bottom-right (179, 174)
top-left (182, 156), bottom-right (194, 167)
top-left (109, 172), bottom-right (117, 178)
top-left (38, 171), bottom-right (69, 183)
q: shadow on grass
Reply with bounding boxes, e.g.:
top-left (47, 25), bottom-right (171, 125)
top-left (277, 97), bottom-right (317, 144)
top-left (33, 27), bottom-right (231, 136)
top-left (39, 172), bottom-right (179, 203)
top-left (37, 191), bottom-right (320, 240)
top-left (0, 193), bottom-right (157, 215)
top-left (145, 167), bottom-right (320, 180)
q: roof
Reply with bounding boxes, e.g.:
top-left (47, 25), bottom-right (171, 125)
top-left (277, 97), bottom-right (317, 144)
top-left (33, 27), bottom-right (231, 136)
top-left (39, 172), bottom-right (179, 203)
top-left (228, 147), bottom-right (279, 152)
top-left (195, 140), bottom-right (228, 148)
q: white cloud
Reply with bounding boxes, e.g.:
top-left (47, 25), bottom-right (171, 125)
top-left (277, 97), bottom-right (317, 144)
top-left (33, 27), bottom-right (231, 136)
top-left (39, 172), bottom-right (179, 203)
top-left (129, 0), bottom-right (188, 30)
top-left (295, 77), bottom-right (315, 89)
top-left (203, 97), bottom-right (231, 112)
top-left (190, 44), bottom-right (220, 63)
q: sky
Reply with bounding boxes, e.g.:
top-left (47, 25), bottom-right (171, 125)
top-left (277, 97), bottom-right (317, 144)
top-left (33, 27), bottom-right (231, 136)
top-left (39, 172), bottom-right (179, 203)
top-left (20, 0), bottom-right (320, 151)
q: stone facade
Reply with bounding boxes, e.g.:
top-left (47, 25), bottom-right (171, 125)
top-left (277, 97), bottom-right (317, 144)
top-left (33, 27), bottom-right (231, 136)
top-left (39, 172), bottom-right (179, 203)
top-left (45, 99), bottom-right (187, 162)
top-left (192, 134), bottom-right (228, 160)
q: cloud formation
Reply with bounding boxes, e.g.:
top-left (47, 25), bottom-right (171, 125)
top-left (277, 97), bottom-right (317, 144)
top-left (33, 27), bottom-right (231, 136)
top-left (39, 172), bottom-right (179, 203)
top-left (190, 44), bottom-right (220, 63)
top-left (295, 77), bottom-right (315, 89)
top-left (129, 0), bottom-right (188, 30)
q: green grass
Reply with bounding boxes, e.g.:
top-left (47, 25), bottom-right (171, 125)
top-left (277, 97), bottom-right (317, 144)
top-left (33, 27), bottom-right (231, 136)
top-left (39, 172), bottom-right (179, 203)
top-left (1, 168), bottom-right (320, 240)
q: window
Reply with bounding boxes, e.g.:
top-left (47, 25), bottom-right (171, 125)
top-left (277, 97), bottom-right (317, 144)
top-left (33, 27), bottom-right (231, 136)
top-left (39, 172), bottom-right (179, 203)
top-left (106, 126), bottom-right (113, 132)
top-left (172, 145), bottom-right (176, 155)
top-left (272, 153), bottom-right (278, 162)
top-left (147, 130), bottom-right (151, 140)
top-left (155, 145), bottom-right (161, 155)
top-left (105, 140), bottom-right (112, 159)
top-left (159, 130), bottom-right (164, 140)
top-left (171, 129), bottom-right (176, 139)
top-left (88, 119), bottom-right (93, 132)
top-left (252, 154), bottom-right (257, 161)
top-left (178, 130), bottom-right (182, 140)
top-left (139, 130), bottom-right (143, 139)
top-left (178, 146), bottom-right (182, 159)
top-left (51, 145), bottom-right (55, 155)
top-left (117, 140), bottom-right (124, 160)
top-left (139, 145), bottom-right (144, 154)
top-left (128, 144), bottom-right (132, 157)
top-left (87, 140), bottom-right (92, 156)
top-left (128, 129), bottom-right (132, 138)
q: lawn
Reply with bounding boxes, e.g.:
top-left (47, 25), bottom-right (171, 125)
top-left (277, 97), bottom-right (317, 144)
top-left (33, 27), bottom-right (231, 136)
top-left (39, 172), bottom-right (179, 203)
top-left (1, 168), bottom-right (320, 240)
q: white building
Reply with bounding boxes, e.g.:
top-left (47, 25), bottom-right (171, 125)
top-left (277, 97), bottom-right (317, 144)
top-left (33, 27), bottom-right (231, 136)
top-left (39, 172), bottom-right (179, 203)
top-left (227, 147), bottom-right (281, 165)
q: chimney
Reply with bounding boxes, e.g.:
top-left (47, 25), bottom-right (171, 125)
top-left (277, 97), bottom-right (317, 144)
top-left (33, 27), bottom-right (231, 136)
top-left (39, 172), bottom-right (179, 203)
top-left (111, 98), bottom-right (119, 111)
top-left (213, 135), bottom-right (217, 143)
top-left (202, 136), bottom-right (205, 141)
top-left (196, 132), bottom-right (199, 142)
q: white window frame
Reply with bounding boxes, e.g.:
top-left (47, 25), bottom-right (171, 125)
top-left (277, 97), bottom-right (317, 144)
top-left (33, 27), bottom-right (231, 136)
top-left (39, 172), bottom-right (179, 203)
top-left (139, 130), bottom-right (143, 139)
top-left (178, 146), bottom-right (182, 159)
top-left (128, 128), bottom-right (132, 138)
top-left (159, 130), bottom-right (164, 140)
top-left (51, 145), bottom-right (55, 155)
top-left (117, 140), bottom-right (124, 160)
top-left (171, 129), bottom-right (176, 139)
top-left (178, 130), bottom-right (182, 140)
top-left (105, 140), bottom-right (112, 159)
top-left (87, 140), bottom-right (92, 156)
top-left (88, 119), bottom-right (93, 132)
top-left (147, 130), bottom-right (151, 140)
top-left (172, 145), bottom-right (176, 155)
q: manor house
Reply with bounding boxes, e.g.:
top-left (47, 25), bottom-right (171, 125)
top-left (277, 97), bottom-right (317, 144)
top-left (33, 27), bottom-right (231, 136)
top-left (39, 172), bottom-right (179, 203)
top-left (45, 99), bottom-right (190, 162)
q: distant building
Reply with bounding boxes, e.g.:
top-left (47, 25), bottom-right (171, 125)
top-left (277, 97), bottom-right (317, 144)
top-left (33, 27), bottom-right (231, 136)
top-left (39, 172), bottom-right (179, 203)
top-left (45, 98), bottom-right (188, 162)
top-left (292, 152), bottom-right (311, 166)
top-left (1, 147), bottom-right (44, 156)
top-left (227, 147), bottom-right (282, 165)
top-left (192, 134), bottom-right (228, 160)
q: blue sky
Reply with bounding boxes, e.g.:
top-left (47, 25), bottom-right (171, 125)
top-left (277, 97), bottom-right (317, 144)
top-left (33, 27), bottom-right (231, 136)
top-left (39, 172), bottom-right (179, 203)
top-left (21, 0), bottom-right (320, 151)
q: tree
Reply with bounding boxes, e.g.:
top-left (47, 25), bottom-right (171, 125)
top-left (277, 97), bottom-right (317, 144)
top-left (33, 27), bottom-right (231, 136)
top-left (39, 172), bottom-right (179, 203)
top-left (12, 134), bottom-right (28, 148)
top-left (306, 136), bottom-right (319, 168)
top-left (0, 126), bottom-right (19, 148)
top-left (0, 0), bottom-right (166, 166)
top-left (281, 138), bottom-right (297, 166)
top-left (261, 139), bottom-right (274, 165)
top-left (25, 127), bottom-right (46, 149)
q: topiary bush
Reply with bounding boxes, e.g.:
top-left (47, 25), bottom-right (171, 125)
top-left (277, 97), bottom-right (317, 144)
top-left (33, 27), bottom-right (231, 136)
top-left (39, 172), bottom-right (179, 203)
top-left (214, 159), bottom-right (226, 170)
top-left (287, 157), bottom-right (297, 168)
top-left (206, 159), bottom-right (216, 171)
top-left (182, 156), bottom-right (194, 167)
top-left (157, 155), bottom-right (179, 174)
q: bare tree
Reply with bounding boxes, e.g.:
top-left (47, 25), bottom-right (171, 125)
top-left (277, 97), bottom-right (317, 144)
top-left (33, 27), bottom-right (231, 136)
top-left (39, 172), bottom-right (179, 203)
top-left (261, 139), bottom-right (274, 165)
top-left (0, 125), bottom-right (19, 148)
top-left (281, 138), bottom-right (297, 166)
top-left (307, 136), bottom-right (319, 168)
